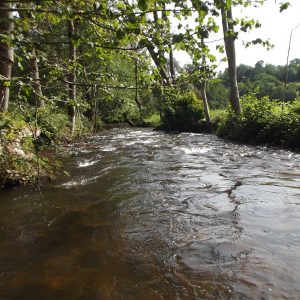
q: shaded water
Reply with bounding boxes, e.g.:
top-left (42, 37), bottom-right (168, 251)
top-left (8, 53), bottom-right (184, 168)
top-left (1, 128), bottom-right (300, 299)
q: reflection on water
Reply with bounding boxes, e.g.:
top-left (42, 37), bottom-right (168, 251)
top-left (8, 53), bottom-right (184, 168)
top-left (0, 128), bottom-right (300, 299)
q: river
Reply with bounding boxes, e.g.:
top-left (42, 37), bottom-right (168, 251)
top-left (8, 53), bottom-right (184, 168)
top-left (0, 128), bottom-right (300, 299)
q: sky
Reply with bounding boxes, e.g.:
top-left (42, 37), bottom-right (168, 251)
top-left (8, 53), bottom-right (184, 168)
top-left (175, 0), bottom-right (300, 69)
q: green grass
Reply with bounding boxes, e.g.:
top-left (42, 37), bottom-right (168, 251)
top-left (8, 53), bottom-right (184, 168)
top-left (210, 109), bottom-right (227, 121)
top-left (144, 113), bottom-right (161, 127)
top-left (144, 110), bottom-right (227, 130)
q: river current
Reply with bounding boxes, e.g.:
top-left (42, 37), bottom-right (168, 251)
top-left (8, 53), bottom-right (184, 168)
top-left (0, 128), bottom-right (300, 299)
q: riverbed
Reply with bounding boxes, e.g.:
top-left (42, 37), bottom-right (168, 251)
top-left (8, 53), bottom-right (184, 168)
top-left (0, 128), bottom-right (299, 299)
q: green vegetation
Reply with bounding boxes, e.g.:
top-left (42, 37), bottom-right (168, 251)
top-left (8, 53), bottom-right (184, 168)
top-left (217, 95), bottom-right (300, 149)
top-left (0, 113), bottom-right (35, 186)
top-left (208, 60), bottom-right (300, 106)
top-left (209, 109), bottom-right (228, 124)
top-left (0, 0), bottom-right (296, 187)
top-left (159, 90), bottom-right (204, 131)
top-left (144, 114), bottom-right (162, 127)
top-left (0, 108), bottom-right (71, 187)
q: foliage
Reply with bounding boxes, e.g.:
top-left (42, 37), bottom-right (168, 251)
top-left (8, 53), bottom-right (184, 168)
top-left (0, 0), bottom-right (297, 187)
top-left (0, 106), bottom-right (77, 187)
top-left (159, 90), bottom-right (204, 131)
top-left (144, 113), bottom-right (162, 127)
top-left (217, 94), bottom-right (300, 149)
top-left (214, 60), bottom-right (300, 106)
top-left (206, 81), bottom-right (230, 109)
top-left (0, 113), bottom-right (38, 186)
top-left (291, 98), bottom-right (300, 114)
top-left (209, 108), bottom-right (228, 128)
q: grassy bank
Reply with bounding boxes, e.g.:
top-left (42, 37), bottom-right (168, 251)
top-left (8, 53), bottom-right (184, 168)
top-left (151, 94), bottom-right (300, 151)
top-left (0, 107), bottom-right (93, 188)
top-left (217, 95), bottom-right (300, 150)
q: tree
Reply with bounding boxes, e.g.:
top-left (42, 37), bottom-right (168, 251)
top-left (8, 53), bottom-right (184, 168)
top-left (198, 37), bottom-right (211, 127)
top-left (220, 1), bottom-right (241, 115)
top-left (0, 1), bottom-right (14, 112)
top-left (139, 1), bottom-right (171, 85)
top-left (67, 19), bottom-right (77, 133)
top-left (18, 3), bottom-right (45, 108)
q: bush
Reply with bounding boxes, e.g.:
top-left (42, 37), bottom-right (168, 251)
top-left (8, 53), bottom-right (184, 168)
top-left (36, 108), bottom-right (70, 144)
top-left (0, 113), bottom-right (37, 186)
top-left (291, 98), bottom-right (300, 114)
top-left (160, 90), bottom-right (204, 131)
top-left (144, 114), bottom-right (161, 127)
top-left (217, 94), bottom-right (300, 149)
top-left (0, 107), bottom-right (75, 187)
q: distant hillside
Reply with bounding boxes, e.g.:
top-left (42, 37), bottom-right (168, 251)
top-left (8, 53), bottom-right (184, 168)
top-left (207, 59), bottom-right (300, 109)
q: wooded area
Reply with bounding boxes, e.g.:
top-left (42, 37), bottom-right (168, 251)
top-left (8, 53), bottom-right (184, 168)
top-left (0, 0), bottom-right (299, 186)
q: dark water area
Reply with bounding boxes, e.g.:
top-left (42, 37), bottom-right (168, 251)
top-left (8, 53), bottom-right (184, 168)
top-left (0, 128), bottom-right (300, 299)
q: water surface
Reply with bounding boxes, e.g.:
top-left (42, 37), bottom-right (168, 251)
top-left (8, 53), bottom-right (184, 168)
top-left (1, 128), bottom-right (300, 299)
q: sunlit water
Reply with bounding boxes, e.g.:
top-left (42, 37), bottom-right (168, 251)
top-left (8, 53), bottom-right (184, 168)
top-left (0, 128), bottom-right (300, 299)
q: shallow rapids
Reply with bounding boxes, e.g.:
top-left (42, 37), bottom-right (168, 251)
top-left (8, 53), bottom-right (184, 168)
top-left (0, 128), bottom-right (300, 299)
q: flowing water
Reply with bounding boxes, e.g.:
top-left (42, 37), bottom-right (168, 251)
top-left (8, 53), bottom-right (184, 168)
top-left (0, 128), bottom-right (300, 299)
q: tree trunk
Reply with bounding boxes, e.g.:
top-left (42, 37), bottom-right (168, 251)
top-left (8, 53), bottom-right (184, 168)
top-left (146, 43), bottom-right (170, 84)
top-left (221, 5), bottom-right (241, 115)
top-left (134, 58), bottom-right (142, 111)
top-left (199, 38), bottom-right (211, 128)
top-left (67, 19), bottom-right (76, 133)
top-left (0, 1), bottom-right (14, 112)
top-left (169, 45), bottom-right (176, 83)
top-left (30, 48), bottom-right (44, 108)
top-left (200, 82), bottom-right (211, 128)
top-left (161, 4), bottom-right (175, 84)
top-left (19, 8), bottom-right (45, 108)
top-left (146, 2), bottom-right (170, 85)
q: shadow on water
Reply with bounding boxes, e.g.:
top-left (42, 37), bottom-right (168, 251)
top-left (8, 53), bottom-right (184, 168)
top-left (0, 128), bottom-right (300, 299)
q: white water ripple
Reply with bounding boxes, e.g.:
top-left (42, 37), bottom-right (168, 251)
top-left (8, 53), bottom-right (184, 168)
top-left (179, 147), bottom-right (212, 155)
top-left (78, 159), bottom-right (98, 168)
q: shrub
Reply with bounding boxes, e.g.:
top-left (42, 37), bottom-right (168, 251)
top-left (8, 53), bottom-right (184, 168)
top-left (0, 108), bottom-right (74, 187)
top-left (36, 108), bottom-right (70, 143)
top-left (160, 90), bottom-right (204, 131)
top-left (291, 98), bottom-right (300, 114)
top-left (0, 113), bottom-right (37, 186)
top-left (144, 114), bottom-right (161, 127)
top-left (217, 95), bottom-right (271, 141)
top-left (217, 94), bottom-right (300, 149)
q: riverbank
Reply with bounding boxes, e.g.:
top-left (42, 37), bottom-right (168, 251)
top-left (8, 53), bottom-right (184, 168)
top-left (151, 96), bottom-right (300, 152)
top-left (1, 95), bottom-right (299, 188)
top-left (0, 109), bottom-right (92, 188)
top-left (216, 96), bottom-right (300, 151)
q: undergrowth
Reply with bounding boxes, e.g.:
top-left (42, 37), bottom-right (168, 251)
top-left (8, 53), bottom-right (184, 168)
top-left (0, 106), bottom-right (92, 188)
top-left (217, 95), bottom-right (300, 149)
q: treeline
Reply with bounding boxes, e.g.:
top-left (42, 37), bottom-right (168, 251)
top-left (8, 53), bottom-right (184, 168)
top-left (207, 59), bottom-right (300, 108)
top-left (2, 1), bottom-right (161, 133)
top-left (0, 0), bottom-right (297, 187)
top-left (1, 1), bottom-right (291, 127)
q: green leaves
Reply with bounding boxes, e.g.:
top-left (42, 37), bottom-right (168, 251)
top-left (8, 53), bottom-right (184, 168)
top-left (279, 1), bottom-right (290, 12)
top-left (216, 45), bottom-right (225, 53)
top-left (244, 38), bottom-right (274, 50)
top-left (137, 0), bottom-right (146, 10)
top-left (217, 94), bottom-right (300, 148)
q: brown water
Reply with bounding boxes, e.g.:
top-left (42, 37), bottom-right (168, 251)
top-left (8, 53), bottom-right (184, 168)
top-left (0, 128), bottom-right (300, 299)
